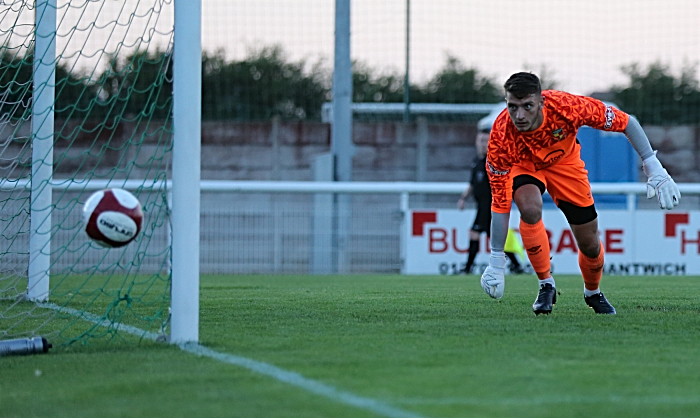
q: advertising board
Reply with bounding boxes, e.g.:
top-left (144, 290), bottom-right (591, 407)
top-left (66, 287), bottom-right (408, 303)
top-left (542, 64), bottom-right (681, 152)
top-left (404, 210), bottom-right (700, 275)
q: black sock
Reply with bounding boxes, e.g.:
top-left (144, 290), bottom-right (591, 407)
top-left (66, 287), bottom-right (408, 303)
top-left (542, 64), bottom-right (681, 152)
top-left (465, 240), bottom-right (480, 272)
top-left (505, 252), bottom-right (521, 268)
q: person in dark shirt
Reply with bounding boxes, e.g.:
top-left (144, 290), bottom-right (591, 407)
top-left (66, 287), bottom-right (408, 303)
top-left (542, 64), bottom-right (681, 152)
top-left (458, 128), bottom-right (524, 274)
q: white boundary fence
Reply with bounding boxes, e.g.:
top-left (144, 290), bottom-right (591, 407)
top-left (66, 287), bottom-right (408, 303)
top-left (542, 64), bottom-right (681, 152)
top-left (198, 180), bottom-right (700, 209)
top-left (7, 179), bottom-right (699, 197)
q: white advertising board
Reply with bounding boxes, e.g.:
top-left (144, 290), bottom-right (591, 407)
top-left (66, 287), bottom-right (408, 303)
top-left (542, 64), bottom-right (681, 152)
top-left (403, 209), bottom-right (700, 276)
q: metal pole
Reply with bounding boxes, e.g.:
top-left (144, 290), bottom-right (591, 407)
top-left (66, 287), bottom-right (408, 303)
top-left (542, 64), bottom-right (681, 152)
top-left (333, 0), bottom-right (354, 273)
top-left (399, 192), bottom-right (409, 274)
top-left (28, 0), bottom-right (56, 302)
top-left (626, 193), bottom-right (636, 212)
top-left (171, 0), bottom-right (201, 344)
top-left (332, 0), bottom-right (353, 181)
top-left (403, 0), bottom-right (410, 124)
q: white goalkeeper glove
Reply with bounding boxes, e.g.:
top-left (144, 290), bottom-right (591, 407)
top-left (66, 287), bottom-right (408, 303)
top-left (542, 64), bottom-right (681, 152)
top-left (480, 251), bottom-right (506, 299)
top-left (643, 153), bottom-right (681, 210)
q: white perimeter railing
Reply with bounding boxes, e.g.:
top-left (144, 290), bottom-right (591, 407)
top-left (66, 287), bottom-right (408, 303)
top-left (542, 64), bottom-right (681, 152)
top-left (5, 179), bottom-right (700, 208)
top-left (199, 181), bottom-right (700, 213)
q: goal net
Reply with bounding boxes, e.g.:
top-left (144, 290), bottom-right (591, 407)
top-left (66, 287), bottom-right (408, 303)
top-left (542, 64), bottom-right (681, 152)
top-left (0, 1), bottom-right (174, 345)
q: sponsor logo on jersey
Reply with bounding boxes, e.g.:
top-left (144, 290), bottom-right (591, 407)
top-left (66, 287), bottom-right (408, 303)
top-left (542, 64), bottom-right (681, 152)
top-left (552, 128), bottom-right (567, 140)
top-left (487, 161), bottom-right (509, 176)
top-left (534, 149), bottom-right (565, 169)
top-left (604, 105), bottom-right (615, 129)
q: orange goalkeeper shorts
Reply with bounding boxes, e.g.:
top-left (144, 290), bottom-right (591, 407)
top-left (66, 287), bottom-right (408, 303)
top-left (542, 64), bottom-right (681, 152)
top-left (511, 148), bottom-right (594, 209)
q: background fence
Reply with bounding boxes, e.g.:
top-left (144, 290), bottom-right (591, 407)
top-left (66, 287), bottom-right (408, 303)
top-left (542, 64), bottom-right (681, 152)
top-left (2, 1), bottom-right (700, 276)
top-left (2, 181), bottom-right (697, 276)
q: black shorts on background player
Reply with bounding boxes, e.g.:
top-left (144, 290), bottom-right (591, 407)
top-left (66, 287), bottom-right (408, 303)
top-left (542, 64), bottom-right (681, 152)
top-left (471, 201), bottom-right (491, 235)
top-left (470, 156), bottom-right (492, 211)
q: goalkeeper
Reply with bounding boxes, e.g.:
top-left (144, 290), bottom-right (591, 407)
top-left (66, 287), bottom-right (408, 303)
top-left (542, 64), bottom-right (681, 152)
top-left (480, 72), bottom-right (680, 315)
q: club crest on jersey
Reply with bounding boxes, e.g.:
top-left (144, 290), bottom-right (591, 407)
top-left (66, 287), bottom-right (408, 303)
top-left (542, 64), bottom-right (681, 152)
top-left (552, 128), bottom-right (567, 140)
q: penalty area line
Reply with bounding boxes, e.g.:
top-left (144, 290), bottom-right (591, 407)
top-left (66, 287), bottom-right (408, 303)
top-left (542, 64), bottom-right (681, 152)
top-left (41, 302), bottom-right (430, 418)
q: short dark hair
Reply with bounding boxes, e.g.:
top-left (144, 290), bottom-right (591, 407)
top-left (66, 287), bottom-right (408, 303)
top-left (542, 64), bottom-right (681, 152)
top-left (504, 72), bottom-right (541, 99)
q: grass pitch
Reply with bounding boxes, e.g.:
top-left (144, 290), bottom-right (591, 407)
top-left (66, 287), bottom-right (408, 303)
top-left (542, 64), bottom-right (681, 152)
top-left (2, 274), bottom-right (700, 418)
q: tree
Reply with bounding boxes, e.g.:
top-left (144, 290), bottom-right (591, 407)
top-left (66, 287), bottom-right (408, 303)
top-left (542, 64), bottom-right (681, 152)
top-left (0, 48), bottom-right (112, 121)
top-left (612, 62), bottom-right (700, 125)
top-left (352, 62), bottom-right (404, 103)
top-left (350, 55), bottom-right (503, 105)
top-left (54, 63), bottom-right (101, 120)
top-left (0, 49), bottom-right (33, 120)
top-left (201, 46), bottom-right (329, 120)
top-left (413, 55), bottom-right (502, 104)
top-left (521, 63), bottom-right (559, 91)
top-left (0, 48), bottom-right (171, 122)
top-left (93, 49), bottom-right (173, 121)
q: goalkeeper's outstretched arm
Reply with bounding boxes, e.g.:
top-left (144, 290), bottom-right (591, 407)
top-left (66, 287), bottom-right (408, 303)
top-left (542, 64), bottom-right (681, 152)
top-left (490, 211), bottom-right (509, 253)
top-left (624, 117), bottom-right (681, 210)
top-left (624, 116), bottom-right (655, 161)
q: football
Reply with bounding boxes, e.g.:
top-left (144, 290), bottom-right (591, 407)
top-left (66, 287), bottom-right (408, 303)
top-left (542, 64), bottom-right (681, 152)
top-left (82, 188), bottom-right (143, 248)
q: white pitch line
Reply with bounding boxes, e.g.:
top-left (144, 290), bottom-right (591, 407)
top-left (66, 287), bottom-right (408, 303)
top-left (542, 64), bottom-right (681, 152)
top-left (390, 394), bottom-right (700, 406)
top-left (40, 303), bottom-right (162, 341)
top-left (180, 342), bottom-right (428, 418)
top-left (40, 302), bottom-right (430, 418)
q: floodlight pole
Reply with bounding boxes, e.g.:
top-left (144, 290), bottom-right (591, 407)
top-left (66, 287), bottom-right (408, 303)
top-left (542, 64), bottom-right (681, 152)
top-left (333, 0), bottom-right (354, 273)
top-left (28, 0), bottom-right (56, 302)
top-left (171, 0), bottom-right (201, 344)
top-left (332, 0), bottom-right (353, 183)
top-left (403, 0), bottom-right (410, 124)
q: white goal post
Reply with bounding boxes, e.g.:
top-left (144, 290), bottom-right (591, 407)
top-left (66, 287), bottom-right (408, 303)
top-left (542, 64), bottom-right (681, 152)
top-left (28, 0), bottom-right (56, 303)
top-left (171, 0), bottom-right (202, 345)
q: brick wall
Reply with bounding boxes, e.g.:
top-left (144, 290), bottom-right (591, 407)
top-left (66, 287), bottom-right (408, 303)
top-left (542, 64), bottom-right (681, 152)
top-left (1, 120), bottom-right (697, 183)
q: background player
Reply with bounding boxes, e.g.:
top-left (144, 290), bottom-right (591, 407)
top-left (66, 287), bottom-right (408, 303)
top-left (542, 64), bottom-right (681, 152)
top-left (480, 72), bottom-right (680, 315)
top-left (458, 127), bottom-right (524, 275)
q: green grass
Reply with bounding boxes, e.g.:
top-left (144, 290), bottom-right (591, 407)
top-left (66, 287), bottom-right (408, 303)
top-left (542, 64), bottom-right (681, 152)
top-left (1, 273), bottom-right (170, 343)
top-left (2, 274), bottom-right (700, 418)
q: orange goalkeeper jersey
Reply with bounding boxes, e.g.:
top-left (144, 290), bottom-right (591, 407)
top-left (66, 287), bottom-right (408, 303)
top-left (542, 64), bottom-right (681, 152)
top-left (487, 90), bottom-right (630, 213)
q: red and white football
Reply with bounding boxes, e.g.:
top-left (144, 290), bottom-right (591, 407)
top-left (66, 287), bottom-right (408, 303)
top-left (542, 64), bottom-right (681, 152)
top-left (82, 188), bottom-right (143, 248)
